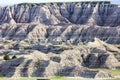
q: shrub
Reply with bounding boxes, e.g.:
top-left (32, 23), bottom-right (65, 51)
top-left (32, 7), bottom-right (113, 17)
top-left (12, 55), bottom-right (17, 59)
top-left (3, 55), bottom-right (11, 60)
top-left (0, 74), bottom-right (4, 77)
top-left (35, 59), bottom-right (40, 67)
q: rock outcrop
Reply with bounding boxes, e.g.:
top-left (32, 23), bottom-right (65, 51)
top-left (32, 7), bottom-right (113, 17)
top-left (0, 50), bottom-right (112, 78)
top-left (0, 38), bottom-right (119, 78)
top-left (0, 2), bottom-right (120, 79)
top-left (83, 38), bottom-right (120, 68)
top-left (0, 2), bottom-right (119, 26)
top-left (0, 23), bottom-right (120, 44)
top-left (83, 52), bottom-right (120, 68)
top-left (0, 2), bottom-right (119, 43)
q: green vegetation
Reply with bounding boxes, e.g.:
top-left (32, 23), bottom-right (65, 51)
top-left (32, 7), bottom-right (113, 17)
top-left (3, 55), bottom-right (11, 60)
top-left (90, 68), bottom-right (120, 76)
top-left (0, 77), bottom-right (119, 80)
top-left (34, 59), bottom-right (41, 67)
top-left (3, 55), bottom-right (18, 60)
top-left (51, 76), bottom-right (64, 80)
top-left (0, 74), bottom-right (4, 77)
top-left (12, 55), bottom-right (17, 59)
top-left (0, 78), bottom-right (36, 80)
top-left (106, 79), bottom-right (120, 80)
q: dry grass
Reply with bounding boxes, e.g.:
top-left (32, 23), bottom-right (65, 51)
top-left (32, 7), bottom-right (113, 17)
top-left (90, 68), bottom-right (120, 76)
top-left (0, 77), bottom-right (119, 80)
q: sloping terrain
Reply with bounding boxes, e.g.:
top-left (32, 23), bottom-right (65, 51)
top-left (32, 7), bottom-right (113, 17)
top-left (0, 2), bottom-right (120, 27)
top-left (0, 38), bottom-right (120, 78)
top-left (0, 2), bottom-right (120, 79)
top-left (0, 23), bottom-right (120, 44)
top-left (0, 2), bottom-right (119, 43)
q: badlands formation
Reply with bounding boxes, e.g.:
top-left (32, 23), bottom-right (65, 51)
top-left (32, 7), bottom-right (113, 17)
top-left (0, 1), bottom-right (120, 79)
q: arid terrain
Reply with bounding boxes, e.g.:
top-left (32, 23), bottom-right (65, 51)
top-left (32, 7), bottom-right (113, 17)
top-left (0, 1), bottom-right (120, 79)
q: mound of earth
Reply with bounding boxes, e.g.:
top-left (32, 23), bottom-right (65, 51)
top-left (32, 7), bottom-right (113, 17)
top-left (0, 50), bottom-right (112, 78)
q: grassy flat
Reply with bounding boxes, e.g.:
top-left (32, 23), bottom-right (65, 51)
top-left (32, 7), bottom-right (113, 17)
top-left (0, 78), bottom-right (36, 80)
top-left (90, 68), bottom-right (120, 76)
top-left (0, 77), bottom-right (120, 80)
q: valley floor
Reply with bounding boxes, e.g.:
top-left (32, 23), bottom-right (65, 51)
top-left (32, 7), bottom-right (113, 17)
top-left (0, 77), bottom-right (120, 80)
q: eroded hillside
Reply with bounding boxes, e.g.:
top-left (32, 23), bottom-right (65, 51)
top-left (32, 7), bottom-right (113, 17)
top-left (0, 2), bottom-right (120, 44)
top-left (0, 2), bottom-right (120, 79)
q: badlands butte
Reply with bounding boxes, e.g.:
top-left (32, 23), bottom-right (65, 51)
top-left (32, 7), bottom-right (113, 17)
top-left (0, 1), bottom-right (120, 79)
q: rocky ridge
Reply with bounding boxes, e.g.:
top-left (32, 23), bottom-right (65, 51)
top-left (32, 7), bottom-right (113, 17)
top-left (0, 23), bottom-right (120, 44)
top-left (0, 2), bottom-right (120, 79)
top-left (0, 2), bottom-right (120, 43)
top-left (0, 38), bottom-right (120, 78)
top-left (0, 2), bottom-right (120, 26)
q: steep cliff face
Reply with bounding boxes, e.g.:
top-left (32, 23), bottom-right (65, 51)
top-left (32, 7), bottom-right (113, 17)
top-left (0, 23), bottom-right (120, 44)
top-left (0, 2), bottom-right (120, 43)
top-left (0, 2), bottom-right (120, 78)
top-left (0, 3), bottom-right (120, 26)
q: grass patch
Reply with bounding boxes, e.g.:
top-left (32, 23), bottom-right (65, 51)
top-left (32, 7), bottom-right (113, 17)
top-left (51, 76), bottom-right (64, 80)
top-left (0, 78), bottom-right (37, 80)
top-left (90, 68), bottom-right (120, 76)
top-left (106, 79), bottom-right (120, 80)
top-left (0, 77), bottom-right (120, 80)
top-left (0, 74), bottom-right (4, 77)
